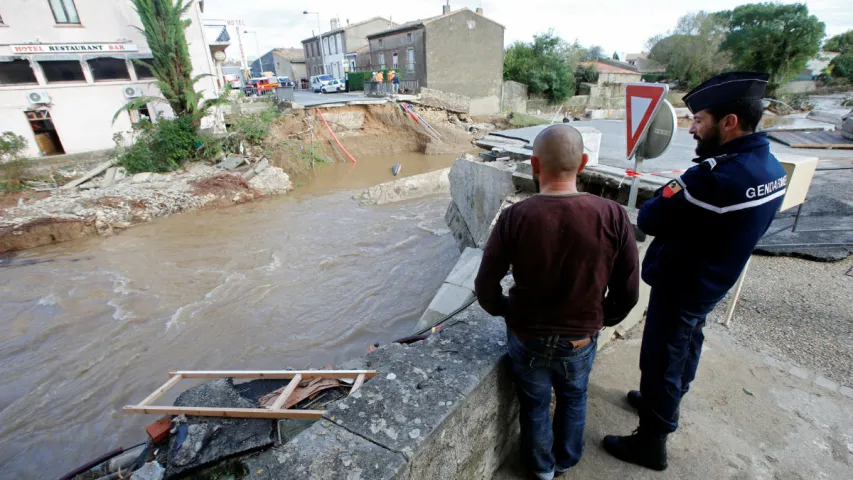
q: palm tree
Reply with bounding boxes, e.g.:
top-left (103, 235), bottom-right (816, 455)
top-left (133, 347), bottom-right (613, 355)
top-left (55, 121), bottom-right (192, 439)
top-left (115, 0), bottom-right (227, 128)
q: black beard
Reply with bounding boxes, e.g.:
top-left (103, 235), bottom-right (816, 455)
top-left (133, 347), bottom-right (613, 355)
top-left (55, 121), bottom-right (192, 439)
top-left (694, 126), bottom-right (722, 158)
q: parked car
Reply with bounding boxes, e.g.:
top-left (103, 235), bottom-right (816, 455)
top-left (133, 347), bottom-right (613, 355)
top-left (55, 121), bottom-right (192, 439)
top-left (310, 74), bottom-right (334, 92)
top-left (277, 76), bottom-right (296, 88)
top-left (320, 79), bottom-right (345, 93)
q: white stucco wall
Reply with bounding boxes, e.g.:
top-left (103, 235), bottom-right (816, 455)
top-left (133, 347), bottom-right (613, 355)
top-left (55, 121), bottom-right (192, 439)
top-left (0, 0), bottom-right (218, 158)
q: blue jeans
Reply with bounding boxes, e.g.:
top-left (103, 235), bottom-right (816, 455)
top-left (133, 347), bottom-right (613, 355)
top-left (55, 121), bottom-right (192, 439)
top-left (639, 288), bottom-right (718, 434)
top-left (507, 330), bottom-right (598, 480)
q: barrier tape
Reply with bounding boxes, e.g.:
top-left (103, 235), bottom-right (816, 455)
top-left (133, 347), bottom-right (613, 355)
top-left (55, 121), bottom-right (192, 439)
top-left (616, 168), bottom-right (686, 189)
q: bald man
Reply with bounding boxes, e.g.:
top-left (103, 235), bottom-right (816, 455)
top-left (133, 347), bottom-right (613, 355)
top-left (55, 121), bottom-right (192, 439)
top-left (475, 125), bottom-right (639, 480)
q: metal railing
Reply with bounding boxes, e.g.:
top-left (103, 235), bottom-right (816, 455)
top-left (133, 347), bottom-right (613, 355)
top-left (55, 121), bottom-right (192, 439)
top-left (363, 80), bottom-right (419, 95)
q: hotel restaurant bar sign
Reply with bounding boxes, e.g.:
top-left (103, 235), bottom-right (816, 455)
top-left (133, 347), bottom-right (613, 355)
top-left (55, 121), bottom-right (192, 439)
top-left (11, 43), bottom-right (139, 54)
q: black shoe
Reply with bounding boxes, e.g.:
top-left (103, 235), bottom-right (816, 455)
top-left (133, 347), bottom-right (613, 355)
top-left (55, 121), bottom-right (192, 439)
top-left (627, 390), bottom-right (644, 410)
top-left (602, 429), bottom-right (668, 471)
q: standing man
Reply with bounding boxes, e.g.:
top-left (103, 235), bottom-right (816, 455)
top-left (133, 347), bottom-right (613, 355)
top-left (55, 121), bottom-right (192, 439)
top-left (475, 125), bottom-right (640, 480)
top-left (391, 70), bottom-right (400, 95)
top-left (603, 72), bottom-right (788, 470)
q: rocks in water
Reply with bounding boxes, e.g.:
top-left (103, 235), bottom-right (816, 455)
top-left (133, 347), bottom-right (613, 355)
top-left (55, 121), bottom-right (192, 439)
top-left (165, 378), bottom-right (275, 478)
top-left (131, 461), bottom-right (165, 480)
top-left (248, 166), bottom-right (292, 195)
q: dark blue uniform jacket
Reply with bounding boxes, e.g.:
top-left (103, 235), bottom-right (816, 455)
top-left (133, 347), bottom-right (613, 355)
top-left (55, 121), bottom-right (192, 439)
top-left (639, 133), bottom-right (787, 303)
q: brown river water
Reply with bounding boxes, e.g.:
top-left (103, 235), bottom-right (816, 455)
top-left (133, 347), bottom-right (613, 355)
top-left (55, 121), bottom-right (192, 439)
top-left (0, 153), bottom-right (462, 479)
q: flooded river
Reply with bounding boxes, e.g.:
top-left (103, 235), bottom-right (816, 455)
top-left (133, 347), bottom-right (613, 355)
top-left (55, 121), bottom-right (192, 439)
top-left (0, 153), bottom-right (461, 479)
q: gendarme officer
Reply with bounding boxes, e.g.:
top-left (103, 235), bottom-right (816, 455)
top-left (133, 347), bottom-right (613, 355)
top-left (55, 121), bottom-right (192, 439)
top-left (603, 72), bottom-right (789, 470)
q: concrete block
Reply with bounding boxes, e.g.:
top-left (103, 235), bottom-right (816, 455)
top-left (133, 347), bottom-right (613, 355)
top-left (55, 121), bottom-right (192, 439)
top-left (166, 378), bottom-right (275, 477)
top-left (512, 172), bottom-right (536, 193)
top-left (359, 168), bottom-right (450, 206)
top-left (131, 172), bottom-right (153, 183)
top-left (448, 157), bottom-right (516, 246)
top-left (516, 160), bottom-right (532, 176)
top-left (814, 376), bottom-right (839, 392)
top-left (242, 419), bottom-right (406, 480)
top-left (445, 247), bottom-right (483, 291)
top-left (416, 283), bottom-right (476, 333)
top-left (217, 156), bottom-right (245, 171)
top-left (840, 386), bottom-right (853, 399)
top-left (788, 366), bottom-right (812, 380)
top-left (445, 200), bottom-right (476, 252)
top-left (130, 461), bottom-right (164, 480)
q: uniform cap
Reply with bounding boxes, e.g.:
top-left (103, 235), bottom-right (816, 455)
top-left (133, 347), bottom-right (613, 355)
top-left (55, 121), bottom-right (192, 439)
top-left (683, 72), bottom-right (769, 113)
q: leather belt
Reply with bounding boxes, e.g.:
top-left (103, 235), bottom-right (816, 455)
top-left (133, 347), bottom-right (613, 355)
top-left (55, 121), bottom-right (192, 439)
top-left (544, 335), bottom-right (592, 350)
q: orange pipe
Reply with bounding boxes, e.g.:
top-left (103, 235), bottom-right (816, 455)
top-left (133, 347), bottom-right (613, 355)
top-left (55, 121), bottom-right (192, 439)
top-left (316, 110), bottom-right (356, 164)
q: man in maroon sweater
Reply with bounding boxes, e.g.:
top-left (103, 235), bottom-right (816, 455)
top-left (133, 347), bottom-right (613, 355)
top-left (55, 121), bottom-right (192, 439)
top-left (475, 125), bottom-right (640, 479)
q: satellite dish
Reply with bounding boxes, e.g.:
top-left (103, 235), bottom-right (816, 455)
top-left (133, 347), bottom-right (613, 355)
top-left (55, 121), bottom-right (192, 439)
top-left (635, 99), bottom-right (677, 160)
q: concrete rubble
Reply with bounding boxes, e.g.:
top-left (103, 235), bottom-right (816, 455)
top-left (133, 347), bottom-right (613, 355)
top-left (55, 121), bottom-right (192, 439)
top-left (0, 161), bottom-right (292, 253)
top-left (357, 167), bottom-right (452, 206)
top-left (166, 378), bottom-right (276, 477)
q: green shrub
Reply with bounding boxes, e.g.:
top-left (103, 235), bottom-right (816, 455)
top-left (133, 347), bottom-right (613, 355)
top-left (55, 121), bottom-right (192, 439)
top-left (346, 69), bottom-right (400, 91)
top-left (830, 53), bottom-right (853, 82)
top-left (509, 112), bottom-right (549, 128)
top-left (641, 73), bottom-right (668, 83)
top-left (0, 159), bottom-right (29, 192)
top-left (0, 131), bottom-right (27, 163)
top-left (229, 107), bottom-right (279, 144)
top-left (115, 117), bottom-right (197, 173)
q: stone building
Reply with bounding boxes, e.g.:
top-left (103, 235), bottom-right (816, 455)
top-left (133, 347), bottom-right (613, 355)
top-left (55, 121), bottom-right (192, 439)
top-left (365, 5), bottom-right (505, 114)
top-left (301, 17), bottom-right (396, 79)
top-left (250, 48), bottom-right (304, 80)
top-left (0, 0), bottom-right (220, 157)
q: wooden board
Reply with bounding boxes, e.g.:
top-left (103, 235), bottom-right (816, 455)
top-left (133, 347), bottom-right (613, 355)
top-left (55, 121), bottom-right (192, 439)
top-left (123, 405), bottom-right (326, 419)
top-left (767, 131), bottom-right (853, 149)
top-left (125, 369), bottom-right (376, 421)
top-left (169, 370), bottom-right (376, 380)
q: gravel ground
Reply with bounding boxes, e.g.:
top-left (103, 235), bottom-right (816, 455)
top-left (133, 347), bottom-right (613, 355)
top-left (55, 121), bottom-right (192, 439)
top-left (708, 255), bottom-right (853, 387)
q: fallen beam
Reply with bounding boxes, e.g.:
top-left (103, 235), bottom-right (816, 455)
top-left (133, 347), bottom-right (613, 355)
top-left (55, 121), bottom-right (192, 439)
top-left (62, 159), bottom-right (117, 190)
top-left (122, 405), bottom-right (325, 419)
top-left (167, 369), bottom-right (377, 380)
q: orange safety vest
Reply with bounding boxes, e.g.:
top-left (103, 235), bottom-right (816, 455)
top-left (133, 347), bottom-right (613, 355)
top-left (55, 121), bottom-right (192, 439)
top-left (376, 72), bottom-right (384, 82)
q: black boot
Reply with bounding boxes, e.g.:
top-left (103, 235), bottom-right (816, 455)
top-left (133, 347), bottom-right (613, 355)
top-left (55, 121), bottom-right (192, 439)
top-left (602, 429), bottom-right (668, 471)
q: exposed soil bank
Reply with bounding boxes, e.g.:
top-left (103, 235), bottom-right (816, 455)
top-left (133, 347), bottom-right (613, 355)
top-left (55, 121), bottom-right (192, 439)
top-left (1, 102), bottom-right (484, 254)
top-left (0, 164), bottom-right (291, 254)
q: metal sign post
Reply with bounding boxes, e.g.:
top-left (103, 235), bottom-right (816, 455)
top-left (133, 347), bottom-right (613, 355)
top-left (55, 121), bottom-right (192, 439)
top-left (627, 99), bottom-right (678, 208)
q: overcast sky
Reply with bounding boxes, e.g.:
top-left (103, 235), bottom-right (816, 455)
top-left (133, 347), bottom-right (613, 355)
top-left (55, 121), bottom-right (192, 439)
top-left (202, 0), bottom-right (853, 63)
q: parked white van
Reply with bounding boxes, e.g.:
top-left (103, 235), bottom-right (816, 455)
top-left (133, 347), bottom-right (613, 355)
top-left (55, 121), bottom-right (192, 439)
top-left (310, 74), bottom-right (334, 93)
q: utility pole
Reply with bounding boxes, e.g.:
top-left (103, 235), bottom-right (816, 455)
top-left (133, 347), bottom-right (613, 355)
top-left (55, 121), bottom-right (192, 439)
top-left (304, 11), bottom-right (325, 75)
top-left (245, 30), bottom-right (263, 76)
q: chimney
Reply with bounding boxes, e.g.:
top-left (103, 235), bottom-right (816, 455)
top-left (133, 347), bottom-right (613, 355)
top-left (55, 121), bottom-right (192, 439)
top-left (476, 7), bottom-right (483, 15)
top-left (330, 18), bottom-right (339, 30)
top-left (442, 1), bottom-right (451, 15)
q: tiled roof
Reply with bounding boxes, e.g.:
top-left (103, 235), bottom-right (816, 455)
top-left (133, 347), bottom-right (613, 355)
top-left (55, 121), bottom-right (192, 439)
top-left (272, 48), bottom-right (304, 60)
top-left (367, 8), bottom-right (504, 39)
top-left (581, 61), bottom-right (639, 75)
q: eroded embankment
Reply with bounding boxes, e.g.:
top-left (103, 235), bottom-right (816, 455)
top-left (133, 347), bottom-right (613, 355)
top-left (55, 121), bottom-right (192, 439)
top-left (1, 102), bottom-right (482, 254)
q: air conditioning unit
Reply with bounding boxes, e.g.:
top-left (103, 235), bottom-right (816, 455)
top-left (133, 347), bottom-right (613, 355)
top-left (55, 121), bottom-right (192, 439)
top-left (124, 87), bottom-right (143, 99)
top-left (27, 91), bottom-right (51, 105)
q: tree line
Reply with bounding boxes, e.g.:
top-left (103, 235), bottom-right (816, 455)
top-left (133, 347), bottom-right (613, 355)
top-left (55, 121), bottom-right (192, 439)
top-left (505, 2), bottom-right (852, 103)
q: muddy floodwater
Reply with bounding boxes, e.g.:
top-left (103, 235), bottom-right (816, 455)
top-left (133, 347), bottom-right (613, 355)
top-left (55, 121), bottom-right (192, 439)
top-left (0, 153), bottom-right (462, 479)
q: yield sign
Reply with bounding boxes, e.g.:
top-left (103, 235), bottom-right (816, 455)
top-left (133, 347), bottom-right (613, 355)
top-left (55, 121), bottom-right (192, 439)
top-left (625, 83), bottom-right (669, 159)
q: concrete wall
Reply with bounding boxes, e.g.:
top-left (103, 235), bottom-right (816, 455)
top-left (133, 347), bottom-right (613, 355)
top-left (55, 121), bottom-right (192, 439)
top-left (424, 10), bottom-right (505, 114)
top-left (779, 80), bottom-right (817, 94)
top-left (501, 81), bottom-right (528, 113)
top-left (368, 27), bottom-right (426, 85)
top-left (598, 72), bottom-right (642, 85)
top-left (0, 0), bottom-right (218, 157)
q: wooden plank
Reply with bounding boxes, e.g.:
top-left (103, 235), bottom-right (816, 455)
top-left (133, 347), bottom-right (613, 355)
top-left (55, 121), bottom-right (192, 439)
top-left (350, 373), bottom-right (366, 393)
top-left (122, 405), bottom-right (325, 420)
top-left (62, 159), bottom-right (117, 190)
top-left (138, 374), bottom-right (183, 407)
top-left (270, 374), bottom-right (302, 410)
top-left (168, 370), bottom-right (377, 380)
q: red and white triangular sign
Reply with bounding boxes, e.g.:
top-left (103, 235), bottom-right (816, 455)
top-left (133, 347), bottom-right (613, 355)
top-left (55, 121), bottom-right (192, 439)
top-left (626, 83), bottom-right (668, 159)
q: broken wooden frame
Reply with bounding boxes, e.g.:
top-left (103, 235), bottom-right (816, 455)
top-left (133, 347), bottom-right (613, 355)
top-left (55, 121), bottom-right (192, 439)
top-left (123, 370), bottom-right (377, 420)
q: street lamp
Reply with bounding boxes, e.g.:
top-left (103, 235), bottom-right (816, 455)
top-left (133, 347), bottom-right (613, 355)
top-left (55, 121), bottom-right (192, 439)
top-left (303, 11), bottom-right (325, 75)
top-left (244, 29), bottom-right (263, 76)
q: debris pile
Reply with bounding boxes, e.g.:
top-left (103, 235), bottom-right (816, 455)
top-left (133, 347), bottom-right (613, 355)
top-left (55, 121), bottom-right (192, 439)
top-left (0, 159), bottom-right (292, 253)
